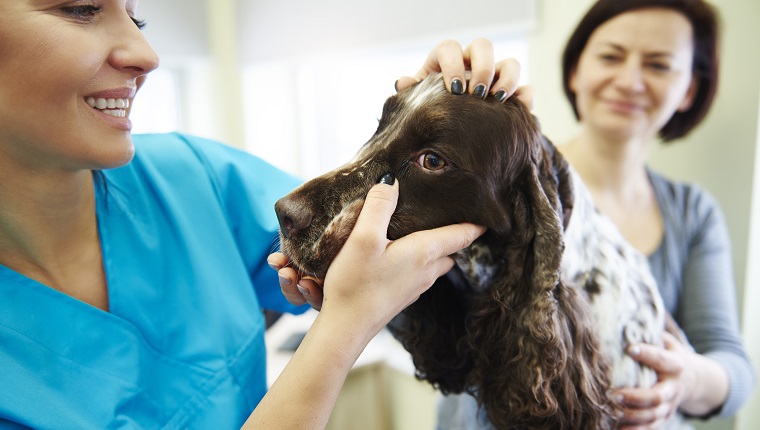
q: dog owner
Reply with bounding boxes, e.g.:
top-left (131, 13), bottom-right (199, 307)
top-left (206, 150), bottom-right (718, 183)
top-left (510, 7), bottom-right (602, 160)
top-left (0, 2), bottom-right (524, 429)
top-left (412, 0), bottom-right (753, 428)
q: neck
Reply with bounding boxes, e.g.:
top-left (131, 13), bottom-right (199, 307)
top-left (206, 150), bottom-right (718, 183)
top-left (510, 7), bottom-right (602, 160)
top-left (559, 127), bottom-right (653, 201)
top-left (0, 167), bottom-right (99, 273)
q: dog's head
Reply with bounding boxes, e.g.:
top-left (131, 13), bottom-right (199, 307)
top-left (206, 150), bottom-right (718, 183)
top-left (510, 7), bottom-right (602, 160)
top-left (276, 74), bottom-right (615, 429)
top-left (276, 74), bottom-right (571, 282)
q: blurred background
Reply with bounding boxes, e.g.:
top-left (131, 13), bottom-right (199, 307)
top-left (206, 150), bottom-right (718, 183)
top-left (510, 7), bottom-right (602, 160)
top-left (133, 0), bottom-right (759, 428)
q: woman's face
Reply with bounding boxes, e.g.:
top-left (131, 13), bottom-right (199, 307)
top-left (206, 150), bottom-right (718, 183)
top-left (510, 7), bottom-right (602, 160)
top-left (0, 0), bottom-right (159, 172)
top-left (570, 8), bottom-right (696, 141)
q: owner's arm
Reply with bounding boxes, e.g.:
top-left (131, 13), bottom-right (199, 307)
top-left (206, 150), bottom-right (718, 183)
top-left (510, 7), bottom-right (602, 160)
top-left (676, 188), bottom-right (755, 417)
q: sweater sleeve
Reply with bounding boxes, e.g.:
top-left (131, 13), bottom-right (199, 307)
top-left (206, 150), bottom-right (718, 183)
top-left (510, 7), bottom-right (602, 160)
top-left (675, 186), bottom-right (755, 417)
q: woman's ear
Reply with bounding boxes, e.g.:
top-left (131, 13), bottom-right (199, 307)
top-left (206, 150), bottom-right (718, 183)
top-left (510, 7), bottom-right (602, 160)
top-left (677, 76), bottom-right (698, 112)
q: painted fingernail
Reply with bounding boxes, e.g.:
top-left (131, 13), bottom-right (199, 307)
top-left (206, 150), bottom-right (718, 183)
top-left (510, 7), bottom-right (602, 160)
top-left (394, 80), bottom-right (399, 92)
top-left (297, 284), bottom-right (310, 296)
top-left (268, 262), bottom-right (282, 270)
top-left (278, 275), bottom-right (292, 286)
top-left (377, 172), bottom-right (395, 185)
top-left (494, 90), bottom-right (508, 103)
top-left (628, 345), bottom-right (641, 356)
top-left (451, 78), bottom-right (464, 95)
top-left (473, 84), bottom-right (487, 99)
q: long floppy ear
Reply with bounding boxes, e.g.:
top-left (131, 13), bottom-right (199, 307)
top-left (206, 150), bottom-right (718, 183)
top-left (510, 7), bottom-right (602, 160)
top-left (541, 135), bottom-right (574, 230)
top-left (465, 127), bottom-right (615, 429)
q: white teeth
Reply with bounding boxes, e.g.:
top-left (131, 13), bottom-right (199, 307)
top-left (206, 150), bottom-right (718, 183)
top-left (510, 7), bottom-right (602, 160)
top-left (86, 97), bottom-right (131, 111)
top-left (101, 109), bottom-right (127, 118)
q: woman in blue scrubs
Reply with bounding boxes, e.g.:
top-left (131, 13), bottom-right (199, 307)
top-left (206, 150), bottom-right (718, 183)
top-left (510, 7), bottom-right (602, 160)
top-left (0, 1), bottom-right (522, 429)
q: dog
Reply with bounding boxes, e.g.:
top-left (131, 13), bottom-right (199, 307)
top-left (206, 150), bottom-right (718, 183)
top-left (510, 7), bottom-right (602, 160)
top-left (274, 74), bottom-right (685, 429)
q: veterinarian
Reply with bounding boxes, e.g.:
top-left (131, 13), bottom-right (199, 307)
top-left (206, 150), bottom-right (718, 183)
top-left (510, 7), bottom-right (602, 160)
top-left (412, 0), bottom-right (754, 429)
top-left (0, 1), bottom-right (524, 429)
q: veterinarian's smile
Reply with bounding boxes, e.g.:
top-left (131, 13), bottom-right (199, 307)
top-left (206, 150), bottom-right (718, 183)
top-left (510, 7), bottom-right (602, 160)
top-left (86, 96), bottom-right (131, 118)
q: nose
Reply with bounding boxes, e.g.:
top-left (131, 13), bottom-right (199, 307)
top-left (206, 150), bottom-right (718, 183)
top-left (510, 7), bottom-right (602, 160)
top-left (109, 15), bottom-right (160, 76)
top-left (614, 59), bottom-right (645, 93)
top-left (275, 197), bottom-right (315, 239)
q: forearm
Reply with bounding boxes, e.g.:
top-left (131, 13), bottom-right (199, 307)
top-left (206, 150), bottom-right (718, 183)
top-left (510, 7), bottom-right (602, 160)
top-left (679, 353), bottom-right (729, 417)
top-left (242, 310), bottom-right (376, 430)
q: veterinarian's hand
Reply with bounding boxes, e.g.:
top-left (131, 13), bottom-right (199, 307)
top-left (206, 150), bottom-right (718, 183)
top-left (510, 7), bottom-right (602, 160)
top-left (615, 332), bottom-right (689, 429)
top-left (396, 38), bottom-right (534, 108)
top-left (268, 252), bottom-right (325, 310)
top-left (319, 174), bottom-right (485, 333)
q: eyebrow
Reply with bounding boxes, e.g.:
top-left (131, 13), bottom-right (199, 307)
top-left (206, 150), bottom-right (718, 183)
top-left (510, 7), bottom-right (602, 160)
top-left (599, 42), bottom-right (675, 59)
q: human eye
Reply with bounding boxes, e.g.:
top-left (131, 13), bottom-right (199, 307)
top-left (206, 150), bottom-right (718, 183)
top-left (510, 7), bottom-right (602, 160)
top-left (130, 16), bottom-right (146, 29)
top-left (598, 52), bottom-right (621, 63)
top-left (61, 4), bottom-right (101, 22)
top-left (647, 61), bottom-right (672, 72)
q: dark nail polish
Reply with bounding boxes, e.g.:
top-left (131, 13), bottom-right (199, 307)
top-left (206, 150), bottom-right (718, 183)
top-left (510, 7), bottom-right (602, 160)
top-left (473, 84), bottom-right (487, 99)
top-left (394, 80), bottom-right (399, 92)
top-left (451, 79), bottom-right (464, 95)
top-left (377, 172), bottom-right (395, 185)
top-left (494, 90), bottom-right (508, 103)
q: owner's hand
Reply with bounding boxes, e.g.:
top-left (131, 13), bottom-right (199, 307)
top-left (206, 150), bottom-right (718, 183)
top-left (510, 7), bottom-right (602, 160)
top-left (396, 38), bottom-right (534, 108)
top-left (615, 332), bottom-right (687, 429)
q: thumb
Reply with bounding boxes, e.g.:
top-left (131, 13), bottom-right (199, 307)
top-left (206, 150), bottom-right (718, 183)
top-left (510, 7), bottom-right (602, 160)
top-left (351, 173), bottom-right (399, 242)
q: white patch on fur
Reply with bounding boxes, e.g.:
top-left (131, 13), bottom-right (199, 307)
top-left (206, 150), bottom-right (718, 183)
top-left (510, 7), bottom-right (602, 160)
top-left (406, 78), bottom-right (447, 110)
top-left (454, 242), bottom-right (500, 292)
top-left (560, 168), bottom-right (664, 389)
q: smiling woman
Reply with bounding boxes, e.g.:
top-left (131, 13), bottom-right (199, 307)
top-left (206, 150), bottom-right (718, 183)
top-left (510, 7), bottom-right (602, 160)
top-left (0, 1), bottom-right (516, 429)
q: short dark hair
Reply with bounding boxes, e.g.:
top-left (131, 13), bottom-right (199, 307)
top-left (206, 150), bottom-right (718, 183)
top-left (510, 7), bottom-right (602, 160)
top-left (561, 0), bottom-right (720, 142)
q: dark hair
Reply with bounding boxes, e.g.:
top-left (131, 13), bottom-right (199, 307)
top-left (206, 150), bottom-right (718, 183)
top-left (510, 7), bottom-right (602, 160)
top-left (561, 0), bottom-right (720, 142)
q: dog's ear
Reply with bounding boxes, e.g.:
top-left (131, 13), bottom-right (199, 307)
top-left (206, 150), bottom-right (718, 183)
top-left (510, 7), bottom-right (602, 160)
top-left (465, 128), bottom-right (616, 429)
top-left (541, 135), bottom-right (574, 230)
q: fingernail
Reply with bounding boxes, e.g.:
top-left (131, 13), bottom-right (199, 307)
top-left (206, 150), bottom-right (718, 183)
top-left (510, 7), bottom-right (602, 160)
top-left (268, 262), bottom-right (282, 270)
top-left (628, 345), bottom-right (641, 356)
top-left (297, 284), bottom-right (310, 296)
top-left (278, 275), bottom-right (292, 286)
top-left (473, 84), bottom-right (486, 99)
top-left (451, 78), bottom-right (464, 95)
top-left (394, 80), bottom-right (399, 92)
top-left (377, 172), bottom-right (395, 185)
top-left (494, 90), bottom-right (508, 103)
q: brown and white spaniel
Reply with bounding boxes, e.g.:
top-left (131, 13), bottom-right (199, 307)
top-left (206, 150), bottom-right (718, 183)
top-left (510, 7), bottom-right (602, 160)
top-left (274, 74), bottom-right (685, 429)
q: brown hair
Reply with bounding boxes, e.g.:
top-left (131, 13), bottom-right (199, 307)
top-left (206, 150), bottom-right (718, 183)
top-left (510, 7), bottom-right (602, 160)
top-left (561, 0), bottom-right (720, 142)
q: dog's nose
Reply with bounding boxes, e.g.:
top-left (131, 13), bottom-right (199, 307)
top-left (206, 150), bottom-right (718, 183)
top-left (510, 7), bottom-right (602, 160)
top-left (275, 197), bottom-right (314, 239)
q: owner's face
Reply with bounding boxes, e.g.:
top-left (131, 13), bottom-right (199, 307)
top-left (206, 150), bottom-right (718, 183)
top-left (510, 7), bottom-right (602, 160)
top-left (570, 8), bottom-right (696, 142)
top-left (0, 0), bottom-right (159, 173)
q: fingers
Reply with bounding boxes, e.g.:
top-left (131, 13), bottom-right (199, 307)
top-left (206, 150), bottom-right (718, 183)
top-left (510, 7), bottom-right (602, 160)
top-left (627, 343), bottom-right (684, 374)
top-left (463, 38), bottom-right (495, 98)
top-left (349, 174), bottom-right (399, 247)
top-left (616, 382), bottom-right (679, 429)
top-left (490, 58), bottom-right (522, 102)
top-left (395, 39), bottom-right (466, 94)
top-left (267, 252), bottom-right (289, 270)
top-left (405, 222), bottom-right (487, 260)
top-left (397, 39), bottom-right (525, 111)
top-left (268, 251), bottom-right (325, 310)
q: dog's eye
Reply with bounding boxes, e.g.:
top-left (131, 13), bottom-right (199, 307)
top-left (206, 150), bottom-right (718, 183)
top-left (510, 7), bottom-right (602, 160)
top-left (417, 153), bottom-right (447, 171)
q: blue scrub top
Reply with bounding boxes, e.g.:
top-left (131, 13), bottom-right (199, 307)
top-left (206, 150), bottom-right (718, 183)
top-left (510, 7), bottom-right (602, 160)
top-left (0, 133), bottom-right (307, 429)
